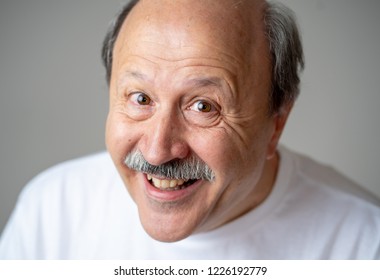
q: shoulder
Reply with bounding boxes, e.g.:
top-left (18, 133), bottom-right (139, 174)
top-left (20, 151), bottom-right (118, 200)
top-left (278, 146), bottom-right (380, 258)
top-left (280, 146), bottom-right (380, 207)
top-left (15, 151), bottom-right (124, 225)
top-left (26, 151), bottom-right (115, 185)
top-left (0, 152), bottom-right (130, 259)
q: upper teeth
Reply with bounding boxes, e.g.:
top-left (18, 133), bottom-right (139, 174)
top-left (147, 174), bottom-right (187, 189)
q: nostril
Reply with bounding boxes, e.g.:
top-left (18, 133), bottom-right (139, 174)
top-left (170, 141), bottom-right (190, 160)
top-left (139, 139), bottom-right (190, 166)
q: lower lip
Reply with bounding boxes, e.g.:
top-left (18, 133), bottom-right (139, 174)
top-left (143, 174), bottom-right (203, 201)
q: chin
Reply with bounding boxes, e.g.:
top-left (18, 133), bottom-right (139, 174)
top-left (138, 206), bottom-right (201, 242)
top-left (143, 224), bottom-right (193, 243)
top-left (126, 171), bottom-right (213, 242)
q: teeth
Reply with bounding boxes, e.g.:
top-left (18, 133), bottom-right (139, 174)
top-left (146, 174), bottom-right (188, 189)
top-left (152, 177), bottom-right (162, 188)
top-left (169, 180), bottom-right (177, 188)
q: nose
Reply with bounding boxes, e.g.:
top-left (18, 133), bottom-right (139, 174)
top-left (139, 109), bottom-right (190, 166)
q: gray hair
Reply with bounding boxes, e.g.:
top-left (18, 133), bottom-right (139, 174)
top-left (124, 150), bottom-right (215, 181)
top-left (264, 1), bottom-right (304, 113)
top-left (101, 0), bottom-right (304, 114)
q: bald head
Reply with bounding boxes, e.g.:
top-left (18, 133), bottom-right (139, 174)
top-left (102, 0), bottom-right (304, 113)
top-left (113, 0), bottom-right (270, 92)
top-left (121, 0), bottom-right (267, 51)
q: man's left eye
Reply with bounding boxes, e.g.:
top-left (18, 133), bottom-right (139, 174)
top-left (133, 92), bottom-right (152, 105)
top-left (190, 100), bottom-right (214, 113)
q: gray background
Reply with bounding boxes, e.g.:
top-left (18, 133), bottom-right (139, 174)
top-left (1, 0), bottom-right (380, 235)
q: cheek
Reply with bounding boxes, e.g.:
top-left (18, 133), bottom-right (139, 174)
top-left (105, 112), bottom-right (137, 165)
top-left (191, 123), bottom-right (271, 186)
top-left (188, 129), bottom-right (242, 182)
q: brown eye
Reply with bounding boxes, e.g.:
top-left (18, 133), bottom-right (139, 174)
top-left (186, 99), bottom-right (220, 127)
top-left (136, 93), bottom-right (151, 105)
top-left (193, 100), bottom-right (213, 112)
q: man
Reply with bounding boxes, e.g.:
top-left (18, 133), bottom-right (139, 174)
top-left (1, 0), bottom-right (379, 259)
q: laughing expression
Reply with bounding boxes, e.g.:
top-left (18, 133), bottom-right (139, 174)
top-left (105, 0), bottom-right (289, 242)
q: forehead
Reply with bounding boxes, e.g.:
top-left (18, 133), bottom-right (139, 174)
top-left (119, 1), bottom-right (266, 54)
top-left (112, 0), bottom-right (270, 88)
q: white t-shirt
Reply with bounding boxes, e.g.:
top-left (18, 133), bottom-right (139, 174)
top-left (1, 147), bottom-right (379, 259)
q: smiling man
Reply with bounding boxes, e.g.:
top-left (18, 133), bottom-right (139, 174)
top-left (1, 0), bottom-right (379, 259)
top-left (105, 0), bottom-right (285, 243)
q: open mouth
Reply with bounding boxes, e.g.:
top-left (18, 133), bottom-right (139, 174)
top-left (146, 174), bottom-right (198, 191)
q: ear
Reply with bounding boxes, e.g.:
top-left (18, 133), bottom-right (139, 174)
top-left (266, 102), bottom-right (293, 160)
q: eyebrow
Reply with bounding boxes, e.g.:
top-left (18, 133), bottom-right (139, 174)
top-left (121, 71), bottom-right (223, 87)
top-left (119, 70), bottom-right (231, 97)
top-left (186, 77), bottom-right (224, 89)
top-left (121, 70), bottom-right (150, 82)
top-left (117, 70), bottom-right (153, 91)
top-left (186, 77), bottom-right (233, 100)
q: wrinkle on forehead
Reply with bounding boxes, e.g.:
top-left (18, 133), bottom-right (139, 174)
top-left (112, 0), bottom-right (271, 98)
top-left (115, 0), bottom-right (268, 58)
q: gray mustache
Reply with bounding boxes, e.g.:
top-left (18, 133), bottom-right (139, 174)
top-left (124, 151), bottom-right (215, 181)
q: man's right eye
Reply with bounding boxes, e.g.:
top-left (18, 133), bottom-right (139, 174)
top-left (131, 92), bottom-right (152, 106)
top-left (124, 92), bottom-right (154, 121)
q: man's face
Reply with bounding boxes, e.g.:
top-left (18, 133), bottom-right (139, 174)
top-left (106, 0), bottom-right (287, 242)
